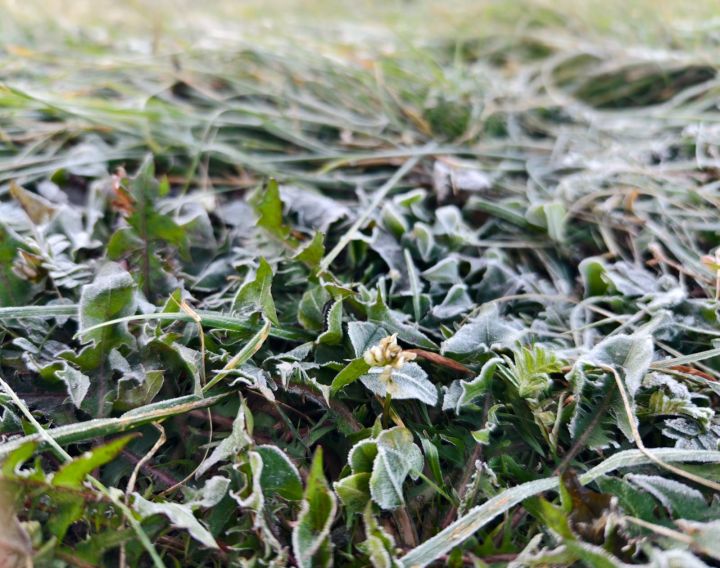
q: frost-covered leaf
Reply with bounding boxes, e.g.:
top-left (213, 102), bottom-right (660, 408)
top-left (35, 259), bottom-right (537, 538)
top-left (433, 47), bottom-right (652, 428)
top-left (334, 472), bottom-right (371, 515)
top-left (627, 474), bottom-right (709, 520)
top-left (676, 520), bottom-right (720, 561)
top-left (317, 299), bottom-right (343, 345)
top-left (662, 417), bottom-right (720, 450)
top-left (78, 262), bottom-right (138, 347)
top-left (196, 403), bottom-right (252, 478)
top-left (255, 445), bottom-right (303, 501)
top-left (431, 283), bottom-right (473, 319)
top-left (369, 427), bottom-right (423, 510)
top-left (348, 322), bottom-right (389, 358)
top-left (359, 502), bottom-right (401, 568)
top-left (186, 476), bottom-right (231, 508)
top-left (526, 201), bottom-right (567, 243)
top-left (280, 185), bottom-right (350, 232)
top-left (442, 357), bottom-right (501, 413)
top-left (360, 362), bottom-right (438, 406)
top-left (441, 304), bottom-right (525, 356)
top-left (421, 256), bottom-right (460, 284)
top-left (56, 363), bottom-right (91, 408)
top-left (232, 257), bottom-right (279, 325)
top-left (292, 447), bottom-right (337, 568)
top-left (133, 494), bottom-right (218, 549)
top-left (367, 293), bottom-right (436, 349)
top-left (575, 332), bottom-right (654, 398)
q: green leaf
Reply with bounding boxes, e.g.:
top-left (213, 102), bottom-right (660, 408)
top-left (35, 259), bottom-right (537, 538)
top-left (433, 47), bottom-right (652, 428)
top-left (360, 502), bottom-right (401, 568)
top-left (369, 427), bottom-right (423, 510)
top-left (255, 445), bottom-right (303, 501)
top-left (298, 284), bottom-right (331, 331)
top-left (1, 441), bottom-right (39, 476)
top-left (627, 474), bottom-right (710, 520)
top-left (524, 496), bottom-right (573, 539)
top-left (330, 357), bottom-right (371, 395)
top-left (78, 262), bottom-right (138, 347)
top-left (526, 201), bottom-right (567, 243)
top-left (0, 393), bottom-right (230, 459)
top-left (294, 232), bottom-right (326, 271)
top-left (334, 472), bottom-right (371, 516)
top-left (420, 438), bottom-right (443, 487)
top-left (53, 435), bottom-right (134, 488)
top-left (292, 447), bottom-right (337, 568)
top-left (317, 299), bottom-right (343, 345)
top-left (349, 439), bottom-right (379, 473)
top-left (443, 357), bottom-right (502, 413)
top-left (250, 178), bottom-right (292, 242)
top-left (0, 225), bottom-right (32, 307)
top-left (232, 258), bottom-right (279, 325)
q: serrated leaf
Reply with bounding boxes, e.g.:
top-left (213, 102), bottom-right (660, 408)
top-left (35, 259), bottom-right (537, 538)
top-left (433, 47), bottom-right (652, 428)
top-left (1, 441), bottom-right (39, 476)
top-left (293, 447), bottom-right (337, 568)
top-left (251, 178), bottom-right (291, 242)
top-left (53, 435), bottom-right (134, 488)
top-left (443, 357), bottom-right (502, 413)
top-left (232, 257), bottom-right (279, 325)
top-left (196, 403), bottom-right (252, 478)
top-left (317, 299), bottom-right (343, 345)
top-left (294, 231), bottom-right (325, 271)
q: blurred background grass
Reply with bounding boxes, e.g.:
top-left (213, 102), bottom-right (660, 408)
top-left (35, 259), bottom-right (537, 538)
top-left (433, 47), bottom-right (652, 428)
top-left (3, 0), bottom-right (720, 51)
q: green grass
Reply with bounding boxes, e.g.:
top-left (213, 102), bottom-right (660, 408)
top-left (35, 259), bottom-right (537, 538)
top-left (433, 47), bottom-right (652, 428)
top-left (2, 2), bottom-right (720, 567)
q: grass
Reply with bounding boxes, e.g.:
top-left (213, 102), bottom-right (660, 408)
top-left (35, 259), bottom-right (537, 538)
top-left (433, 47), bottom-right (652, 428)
top-left (2, 1), bottom-right (720, 566)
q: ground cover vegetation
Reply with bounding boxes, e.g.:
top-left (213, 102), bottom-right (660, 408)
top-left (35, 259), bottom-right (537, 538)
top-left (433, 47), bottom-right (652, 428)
top-left (2, 1), bottom-right (720, 566)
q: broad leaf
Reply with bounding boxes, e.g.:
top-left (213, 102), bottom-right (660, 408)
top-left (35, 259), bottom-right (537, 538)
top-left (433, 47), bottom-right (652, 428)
top-left (369, 427), bottom-right (423, 510)
top-left (441, 305), bottom-right (525, 356)
top-left (359, 362), bottom-right (438, 406)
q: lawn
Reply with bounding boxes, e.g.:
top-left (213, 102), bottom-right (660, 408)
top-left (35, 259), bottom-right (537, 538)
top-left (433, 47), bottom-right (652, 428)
top-left (2, 1), bottom-right (720, 566)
